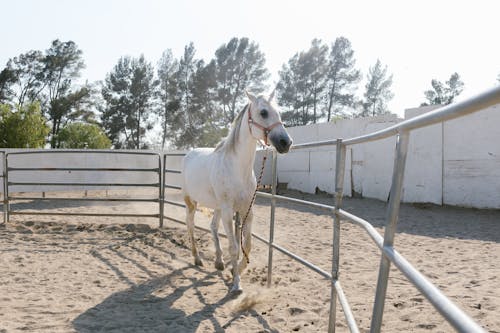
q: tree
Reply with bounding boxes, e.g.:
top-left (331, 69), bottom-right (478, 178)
top-left (156, 49), bottom-right (180, 149)
top-left (214, 37), bottom-right (270, 123)
top-left (169, 44), bottom-right (224, 148)
top-left (57, 122), bottom-right (111, 149)
top-left (0, 102), bottom-right (50, 148)
top-left (0, 66), bottom-right (17, 103)
top-left (101, 55), bottom-right (156, 149)
top-left (361, 59), bottom-right (394, 117)
top-left (325, 37), bottom-right (361, 121)
top-left (277, 39), bottom-right (329, 126)
top-left (3, 50), bottom-right (46, 106)
top-left (422, 72), bottom-right (464, 106)
top-left (40, 40), bottom-right (88, 147)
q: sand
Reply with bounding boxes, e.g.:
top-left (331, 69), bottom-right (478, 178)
top-left (0, 189), bottom-right (499, 332)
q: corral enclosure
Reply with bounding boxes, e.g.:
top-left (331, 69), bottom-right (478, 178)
top-left (2, 94), bottom-right (498, 331)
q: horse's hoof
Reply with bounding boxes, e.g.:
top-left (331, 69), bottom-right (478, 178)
top-left (195, 257), bottom-right (203, 266)
top-left (215, 260), bottom-right (225, 271)
top-left (230, 285), bottom-right (243, 295)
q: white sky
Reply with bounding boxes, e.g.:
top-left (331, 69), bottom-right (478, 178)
top-left (1, 0), bottom-right (499, 117)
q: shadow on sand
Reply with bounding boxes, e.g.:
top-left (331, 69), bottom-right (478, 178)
top-left (256, 189), bottom-right (500, 243)
top-left (72, 230), bottom-right (277, 333)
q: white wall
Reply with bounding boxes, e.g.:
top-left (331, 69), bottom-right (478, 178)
top-left (277, 104), bottom-right (500, 209)
top-left (443, 104), bottom-right (500, 208)
top-left (278, 114), bottom-right (400, 198)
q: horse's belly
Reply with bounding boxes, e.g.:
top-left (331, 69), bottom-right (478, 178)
top-left (182, 150), bottom-right (219, 209)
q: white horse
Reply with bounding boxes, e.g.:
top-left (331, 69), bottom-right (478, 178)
top-left (182, 90), bottom-right (292, 293)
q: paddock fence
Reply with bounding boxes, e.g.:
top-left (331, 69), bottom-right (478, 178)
top-left (1, 150), bottom-right (162, 224)
top-left (1, 86), bottom-right (499, 332)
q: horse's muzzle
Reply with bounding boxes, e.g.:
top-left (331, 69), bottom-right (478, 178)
top-left (270, 134), bottom-right (292, 154)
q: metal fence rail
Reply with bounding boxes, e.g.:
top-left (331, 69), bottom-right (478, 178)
top-left (285, 85), bottom-right (500, 333)
top-left (4, 150), bottom-right (162, 222)
top-left (1, 85), bottom-right (498, 332)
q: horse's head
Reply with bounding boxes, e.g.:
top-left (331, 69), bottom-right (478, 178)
top-left (246, 90), bottom-right (293, 154)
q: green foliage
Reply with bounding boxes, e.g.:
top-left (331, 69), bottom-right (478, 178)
top-left (277, 39), bottom-right (329, 126)
top-left (214, 37), bottom-right (270, 123)
top-left (57, 122), bottom-right (111, 149)
top-left (0, 103), bottom-right (50, 148)
top-left (422, 72), bottom-right (464, 106)
top-left (325, 37), bottom-right (361, 121)
top-left (277, 38), bottom-right (361, 125)
top-left (101, 55), bottom-right (156, 149)
top-left (361, 59), bottom-right (394, 117)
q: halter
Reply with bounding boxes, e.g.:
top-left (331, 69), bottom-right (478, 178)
top-left (247, 106), bottom-right (283, 146)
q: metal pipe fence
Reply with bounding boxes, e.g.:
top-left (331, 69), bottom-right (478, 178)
top-left (3, 150), bottom-right (162, 222)
top-left (157, 87), bottom-right (500, 332)
top-left (0, 85), bottom-right (498, 332)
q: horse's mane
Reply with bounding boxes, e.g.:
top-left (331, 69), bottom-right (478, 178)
top-left (214, 104), bottom-right (249, 153)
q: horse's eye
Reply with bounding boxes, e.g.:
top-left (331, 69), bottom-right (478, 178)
top-left (260, 109), bottom-right (268, 118)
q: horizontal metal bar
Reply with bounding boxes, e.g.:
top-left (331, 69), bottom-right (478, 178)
top-left (337, 209), bottom-right (485, 332)
top-left (338, 209), bottom-right (384, 246)
top-left (8, 167), bottom-right (159, 172)
top-left (164, 184), bottom-right (182, 190)
top-left (257, 191), bottom-right (335, 212)
top-left (252, 232), bottom-right (332, 279)
top-left (9, 211), bottom-right (159, 218)
top-left (8, 182), bottom-right (160, 187)
top-left (165, 213), bottom-right (333, 281)
top-left (164, 153), bottom-right (187, 156)
top-left (8, 196), bottom-right (159, 203)
top-left (383, 246), bottom-right (486, 333)
top-left (6, 150), bottom-right (160, 156)
top-left (163, 199), bottom-right (186, 208)
top-left (291, 85), bottom-right (500, 149)
top-left (334, 280), bottom-right (360, 333)
top-left (164, 169), bottom-right (182, 174)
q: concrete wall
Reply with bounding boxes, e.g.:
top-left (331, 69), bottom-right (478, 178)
top-left (278, 114), bottom-right (400, 200)
top-left (277, 104), bottom-right (500, 209)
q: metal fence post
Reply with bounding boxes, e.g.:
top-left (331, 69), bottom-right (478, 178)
top-left (159, 154), bottom-right (164, 228)
top-left (370, 131), bottom-right (410, 333)
top-left (2, 152), bottom-right (7, 224)
top-left (3, 153), bottom-right (9, 224)
top-left (267, 149), bottom-right (278, 288)
top-left (328, 139), bottom-right (347, 333)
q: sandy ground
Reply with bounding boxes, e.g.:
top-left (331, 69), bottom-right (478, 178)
top-left (0, 189), bottom-right (499, 332)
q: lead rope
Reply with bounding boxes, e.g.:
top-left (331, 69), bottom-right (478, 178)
top-left (240, 147), bottom-right (269, 264)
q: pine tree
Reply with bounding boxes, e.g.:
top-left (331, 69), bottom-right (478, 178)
top-left (422, 72), bottom-right (464, 106)
top-left (214, 37), bottom-right (269, 123)
top-left (361, 59), bottom-right (394, 117)
top-left (325, 37), bottom-right (361, 120)
top-left (101, 55), bottom-right (156, 148)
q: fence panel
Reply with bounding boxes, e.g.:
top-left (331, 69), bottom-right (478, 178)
top-left (5, 150), bottom-right (162, 222)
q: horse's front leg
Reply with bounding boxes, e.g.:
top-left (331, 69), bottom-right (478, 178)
top-left (220, 206), bottom-right (242, 293)
top-left (238, 209), bottom-right (253, 274)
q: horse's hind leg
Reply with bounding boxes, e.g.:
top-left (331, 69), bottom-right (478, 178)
top-left (184, 196), bottom-right (203, 266)
top-left (210, 209), bottom-right (224, 270)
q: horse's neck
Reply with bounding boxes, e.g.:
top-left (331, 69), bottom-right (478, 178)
top-left (230, 111), bottom-right (257, 179)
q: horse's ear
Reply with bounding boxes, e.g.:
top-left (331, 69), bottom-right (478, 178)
top-left (246, 90), bottom-right (257, 104)
top-left (269, 87), bottom-right (276, 101)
